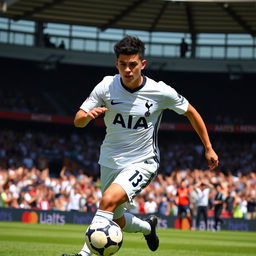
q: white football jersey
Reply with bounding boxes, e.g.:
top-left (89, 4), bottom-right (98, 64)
top-left (80, 74), bottom-right (189, 169)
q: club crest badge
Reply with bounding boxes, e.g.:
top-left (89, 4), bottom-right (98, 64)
top-left (144, 100), bottom-right (153, 117)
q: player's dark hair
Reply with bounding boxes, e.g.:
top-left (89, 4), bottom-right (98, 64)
top-left (114, 35), bottom-right (145, 59)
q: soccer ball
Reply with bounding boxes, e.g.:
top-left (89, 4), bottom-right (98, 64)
top-left (85, 219), bottom-right (123, 256)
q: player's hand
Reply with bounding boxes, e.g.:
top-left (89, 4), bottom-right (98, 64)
top-left (205, 147), bottom-right (219, 170)
top-left (87, 107), bottom-right (108, 120)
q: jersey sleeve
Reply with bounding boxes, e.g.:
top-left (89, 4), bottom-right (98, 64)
top-left (159, 81), bottom-right (189, 114)
top-left (80, 76), bottom-right (111, 113)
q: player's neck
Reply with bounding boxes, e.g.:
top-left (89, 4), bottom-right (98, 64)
top-left (121, 75), bottom-right (144, 90)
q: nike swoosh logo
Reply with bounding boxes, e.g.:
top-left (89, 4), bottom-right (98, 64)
top-left (111, 100), bottom-right (123, 105)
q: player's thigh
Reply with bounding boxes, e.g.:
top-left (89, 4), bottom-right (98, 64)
top-left (113, 158), bottom-right (158, 202)
top-left (100, 166), bottom-right (126, 219)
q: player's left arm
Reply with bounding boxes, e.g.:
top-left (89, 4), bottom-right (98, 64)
top-left (184, 103), bottom-right (219, 170)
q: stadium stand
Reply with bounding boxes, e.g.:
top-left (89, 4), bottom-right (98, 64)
top-left (0, 1), bottom-right (255, 223)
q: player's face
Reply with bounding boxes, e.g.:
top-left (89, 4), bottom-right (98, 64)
top-left (115, 54), bottom-right (146, 89)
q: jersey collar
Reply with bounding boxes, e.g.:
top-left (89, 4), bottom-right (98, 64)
top-left (120, 75), bottom-right (147, 93)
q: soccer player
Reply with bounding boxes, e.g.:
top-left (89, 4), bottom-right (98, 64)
top-left (63, 35), bottom-right (218, 256)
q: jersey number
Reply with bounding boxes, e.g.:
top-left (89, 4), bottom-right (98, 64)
top-left (129, 170), bottom-right (143, 187)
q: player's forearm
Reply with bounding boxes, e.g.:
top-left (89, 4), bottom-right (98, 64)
top-left (74, 107), bottom-right (108, 128)
top-left (184, 104), bottom-right (212, 150)
top-left (74, 110), bottom-right (92, 128)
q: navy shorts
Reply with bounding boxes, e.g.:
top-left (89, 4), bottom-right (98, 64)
top-left (178, 204), bottom-right (191, 215)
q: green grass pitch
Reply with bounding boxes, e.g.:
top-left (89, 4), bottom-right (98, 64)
top-left (0, 221), bottom-right (255, 256)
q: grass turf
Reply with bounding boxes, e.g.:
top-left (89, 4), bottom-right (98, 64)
top-left (0, 221), bottom-right (255, 256)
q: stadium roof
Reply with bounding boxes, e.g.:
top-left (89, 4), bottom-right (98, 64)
top-left (1, 0), bottom-right (256, 36)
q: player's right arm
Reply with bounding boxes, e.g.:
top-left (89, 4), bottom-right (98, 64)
top-left (74, 107), bottom-right (108, 128)
top-left (75, 76), bottom-right (113, 128)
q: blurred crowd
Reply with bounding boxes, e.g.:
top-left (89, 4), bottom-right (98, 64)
top-left (1, 129), bottom-right (256, 177)
top-left (0, 164), bottom-right (255, 221)
top-left (0, 128), bottom-right (255, 221)
top-left (0, 87), bottom-right (58, 115)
